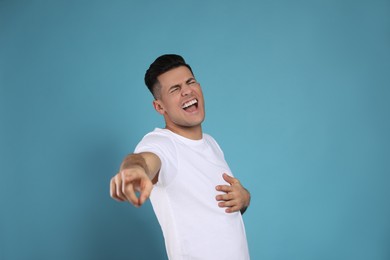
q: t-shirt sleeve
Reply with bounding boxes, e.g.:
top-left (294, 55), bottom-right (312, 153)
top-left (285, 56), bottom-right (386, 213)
top-left (134, 132), bottom-right (177, 186)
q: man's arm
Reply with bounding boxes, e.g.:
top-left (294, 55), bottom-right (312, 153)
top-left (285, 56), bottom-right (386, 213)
top-left (215, 173), bottom-right (251, 214)
top-left (110, 152), bottom-right (161, 207)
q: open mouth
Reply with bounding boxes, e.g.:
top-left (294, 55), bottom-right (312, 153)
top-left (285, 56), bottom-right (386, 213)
top-left (182, 99), bottom-right (198, 112)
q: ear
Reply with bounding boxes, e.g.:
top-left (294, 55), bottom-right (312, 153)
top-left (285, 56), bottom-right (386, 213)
top-left (153, 100), bottom-right (165, 115)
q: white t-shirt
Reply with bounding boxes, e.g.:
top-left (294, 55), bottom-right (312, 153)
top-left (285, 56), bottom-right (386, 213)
top-left (135, 128), bottom-right (250, 260)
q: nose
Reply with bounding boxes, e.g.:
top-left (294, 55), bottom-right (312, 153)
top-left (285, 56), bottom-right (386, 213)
top-left (181, 84), bottom-right (193, 96)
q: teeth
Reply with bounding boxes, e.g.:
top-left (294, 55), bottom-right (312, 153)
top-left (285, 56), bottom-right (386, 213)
top-left (182, 99), bottom-right (197, 109)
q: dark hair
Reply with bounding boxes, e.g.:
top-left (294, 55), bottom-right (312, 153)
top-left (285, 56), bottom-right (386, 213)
top-left (144, 54), bottom-right (193, 98)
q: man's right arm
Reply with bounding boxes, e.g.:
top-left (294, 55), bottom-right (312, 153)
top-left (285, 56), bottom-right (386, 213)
top-left (110, 152), bottom-right (161, 207)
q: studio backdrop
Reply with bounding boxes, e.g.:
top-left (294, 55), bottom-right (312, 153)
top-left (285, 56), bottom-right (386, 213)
top-left (1, 1), bottom-right (389, 259)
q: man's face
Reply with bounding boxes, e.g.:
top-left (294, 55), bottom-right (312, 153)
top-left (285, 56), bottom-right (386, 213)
top-left (153, 66), bottom-right (205, 132)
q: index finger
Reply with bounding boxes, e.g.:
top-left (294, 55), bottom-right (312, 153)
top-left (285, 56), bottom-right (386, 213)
top-left (138, 180), bottom-right (153, 205)
top-left (122, 181), bottom-right (141, 207)
top-left (121, 171), bottom-right (142, 207)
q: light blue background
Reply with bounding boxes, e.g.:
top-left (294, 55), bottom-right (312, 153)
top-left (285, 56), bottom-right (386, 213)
top-left (1, 1), bottom-right (389, 259)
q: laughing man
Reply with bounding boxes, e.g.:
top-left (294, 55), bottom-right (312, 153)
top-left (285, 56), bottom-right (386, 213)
top-left (110, 54), bottom-right (251, 259)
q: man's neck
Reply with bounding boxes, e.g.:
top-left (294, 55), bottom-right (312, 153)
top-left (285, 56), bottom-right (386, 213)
top-left (165, 125), bottom-right (203, 140)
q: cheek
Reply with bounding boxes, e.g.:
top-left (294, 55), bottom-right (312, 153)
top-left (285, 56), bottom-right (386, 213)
top-left (197, 88), bottom-right (204, 98)
top-left (163, 98), bottom-right (181, 113)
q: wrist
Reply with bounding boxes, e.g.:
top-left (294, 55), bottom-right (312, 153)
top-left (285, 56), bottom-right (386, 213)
top-left (120, 154), bottom-right (150, 175)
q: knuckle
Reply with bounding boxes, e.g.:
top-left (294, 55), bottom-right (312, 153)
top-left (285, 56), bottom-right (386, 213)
top-left (115, 175), bottom-right (122, 183)
top-left (123, 174), bottom-right (132, 183)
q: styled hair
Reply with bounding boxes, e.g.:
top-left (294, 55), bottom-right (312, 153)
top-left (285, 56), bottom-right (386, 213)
top-left (144, 54), bottom-right (193, 98)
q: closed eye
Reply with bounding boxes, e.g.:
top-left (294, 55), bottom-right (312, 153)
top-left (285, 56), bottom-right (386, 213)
top-left (187, 79), bottom-right (198, 86)
top-left (169, 86), bottom-right (180, 94)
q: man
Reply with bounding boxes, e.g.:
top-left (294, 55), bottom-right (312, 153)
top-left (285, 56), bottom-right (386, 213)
top-left (110, 54), bottom-right (250, 259)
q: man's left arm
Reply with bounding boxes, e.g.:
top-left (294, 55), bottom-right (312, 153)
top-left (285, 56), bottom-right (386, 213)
top-left (215, 173), bottom-right (251, 214)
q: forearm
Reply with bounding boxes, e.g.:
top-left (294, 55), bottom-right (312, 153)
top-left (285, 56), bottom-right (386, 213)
top-left (120, 153), bottom-right (149, 173)
top-left (120, 153), bottom-right (160, 184)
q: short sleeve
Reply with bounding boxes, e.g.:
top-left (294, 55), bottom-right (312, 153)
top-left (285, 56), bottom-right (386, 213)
top-left (135, 131), bottom-right (178, 186)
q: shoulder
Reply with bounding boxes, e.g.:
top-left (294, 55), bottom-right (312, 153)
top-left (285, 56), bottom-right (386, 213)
top-left (135, 128), bottom-right (177, 153)
top-left (203, 133), bottom-right (219, 145)
top-left (141, 128), bottom-right (175, 143)
top-left (203, 133), bottom-right (225, 154)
